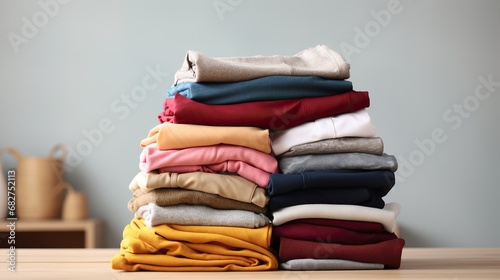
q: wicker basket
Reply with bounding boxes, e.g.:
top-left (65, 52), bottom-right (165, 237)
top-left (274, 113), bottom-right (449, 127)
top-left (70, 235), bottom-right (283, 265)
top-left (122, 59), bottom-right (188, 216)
top-left (0, 144), bottom-right (68, 220)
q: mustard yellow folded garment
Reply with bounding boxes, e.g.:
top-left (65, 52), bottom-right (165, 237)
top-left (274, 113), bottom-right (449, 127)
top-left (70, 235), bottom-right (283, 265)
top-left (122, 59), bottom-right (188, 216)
top-left (111, 218), bottom-right (278, 271)
top-left (140, 122), bottom-right (271, 154)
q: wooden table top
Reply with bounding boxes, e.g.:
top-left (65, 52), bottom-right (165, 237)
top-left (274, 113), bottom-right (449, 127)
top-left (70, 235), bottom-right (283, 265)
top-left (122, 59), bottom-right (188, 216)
top-left (2, 248), bottom-right (499, 279)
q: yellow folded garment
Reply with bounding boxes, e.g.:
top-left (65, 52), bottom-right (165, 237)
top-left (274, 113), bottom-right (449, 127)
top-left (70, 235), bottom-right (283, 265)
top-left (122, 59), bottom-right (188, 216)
top-left (140, 122), bottom-right (271, 154)
top-left (111, 218), bottom-right (278, 271)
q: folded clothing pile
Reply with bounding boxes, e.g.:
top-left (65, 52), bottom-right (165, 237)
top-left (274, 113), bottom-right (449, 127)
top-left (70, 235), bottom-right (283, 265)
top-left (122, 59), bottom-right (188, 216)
top-left (266, 51), bottom-right (405, 270)
top-left (112, 45), bottom-right (404, 271)
top-left (112, 129), bottom-right (278, 271)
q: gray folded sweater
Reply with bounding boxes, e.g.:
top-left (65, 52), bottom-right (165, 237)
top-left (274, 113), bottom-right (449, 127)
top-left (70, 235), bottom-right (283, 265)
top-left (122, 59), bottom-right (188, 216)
top-left (279, 137), bottom-right (384, 157)
top-left (279, 153), bottom-right (398, 174)
top-left (136, 203), bottom-right (270, 228)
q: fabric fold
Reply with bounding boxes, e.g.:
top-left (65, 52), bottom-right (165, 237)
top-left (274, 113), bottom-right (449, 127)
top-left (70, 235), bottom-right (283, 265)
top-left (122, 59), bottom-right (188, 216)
top-left (128, 188), bottom-right (267, 214)
top-left (156, 160), bottom-right (272, 188)
top-left (278, 237), bottom-right (405, 269)
top-left (167, 75), bottom-right (353, 105)
top-left (129, 171), bottom-right (268, 208)
top-left (271, 109), bottom-right (376, 156)
top-left (267, 169), bottom-right (396, 197)
top-left (173, 44), bottom-right (350, 85)
top-left (280, 218), bottom-right (387, 233)
top-left (140, 143), bottom-right (278, 187)
top-left (280, 259), bottom-right (384, 270)
top-left (136, 203), bottom-right (270, 228)
top-left (279, 137), bottom-right (384, 157)
top-left (159, 90), bottom-right (370, 130)
top-left (271, 202), bottom-right (401, 232)
top-left (111, 218), bottom-right (278, 271)
top-left (278, 153), bottom-right (398, 174)
top-left (273, 222), bottom-right (397, 245)
top-left (268, 187), bottom-right (385, 212)
top-left (140, 123), bottom-right (271, 154)
top-left (140, 143), bottom-right (277, 174)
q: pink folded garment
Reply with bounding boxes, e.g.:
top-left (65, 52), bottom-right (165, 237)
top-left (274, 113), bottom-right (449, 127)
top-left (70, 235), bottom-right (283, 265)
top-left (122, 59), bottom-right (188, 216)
top-left (140, 144), bottom-right (278, 187)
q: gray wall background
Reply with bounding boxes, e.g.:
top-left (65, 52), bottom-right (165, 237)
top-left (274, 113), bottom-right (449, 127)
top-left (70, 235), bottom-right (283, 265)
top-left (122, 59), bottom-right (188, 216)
top-left (1, 0), bottom-right (499, 248)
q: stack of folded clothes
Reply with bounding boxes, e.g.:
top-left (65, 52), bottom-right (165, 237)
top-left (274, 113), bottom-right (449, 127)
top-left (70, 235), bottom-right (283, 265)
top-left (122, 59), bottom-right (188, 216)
top-left (111, 124), bottom-right (279, 271)
top-left (268, 70), bottom-right (405, 270)
top-left (112, 45), bottom-right (405, 272)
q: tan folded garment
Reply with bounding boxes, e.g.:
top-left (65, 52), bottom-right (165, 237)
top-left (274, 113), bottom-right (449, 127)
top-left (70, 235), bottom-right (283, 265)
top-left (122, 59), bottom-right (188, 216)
top-left (129, 171), bottom-right (268, 208)
top-left (173, 45), bottom-right (350, 85)
top-left (128, 188), bottom-right (267, 214)
top-left (140, 122), bottom-right (271, 154)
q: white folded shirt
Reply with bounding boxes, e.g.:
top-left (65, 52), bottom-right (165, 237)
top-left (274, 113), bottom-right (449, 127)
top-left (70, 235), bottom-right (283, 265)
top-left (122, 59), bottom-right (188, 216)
top-left (271, 202), bottom-right (401, 232)
top-left (271, 109), bottom-right (376, 156)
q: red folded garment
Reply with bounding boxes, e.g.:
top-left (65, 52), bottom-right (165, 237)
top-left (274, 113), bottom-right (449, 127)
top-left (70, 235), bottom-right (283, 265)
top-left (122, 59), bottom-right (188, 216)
top-left (158, 91), bottom-right (369, 130)
top-left (278, 237), bottom-right (405, 269)
top-left (273, 222), bottom-right (398, 245)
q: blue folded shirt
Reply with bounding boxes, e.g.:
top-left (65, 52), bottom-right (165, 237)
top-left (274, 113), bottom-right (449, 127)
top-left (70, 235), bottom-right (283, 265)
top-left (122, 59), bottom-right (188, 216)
top-left (167, 75), bottom-right (353, 105)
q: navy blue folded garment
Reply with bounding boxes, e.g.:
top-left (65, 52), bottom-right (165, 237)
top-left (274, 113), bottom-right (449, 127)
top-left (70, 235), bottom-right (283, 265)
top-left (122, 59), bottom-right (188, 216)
top-left (267, 170), bottom-right (395, 197)
top-left (268, 187), bottom-right (385, 212)
top-left (166, 75), bottom-right (353, 105)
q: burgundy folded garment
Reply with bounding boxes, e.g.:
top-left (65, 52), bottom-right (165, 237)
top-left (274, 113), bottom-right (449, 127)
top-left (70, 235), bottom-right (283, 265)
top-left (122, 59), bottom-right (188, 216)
top-left (273, 222), bottom-right (397, 245)
top-left (287, 218), bottom-right (386, 233)
top-left (158, 91), bottom-right (369, 130)
top-left (279, 237), bottom-right (405, 269)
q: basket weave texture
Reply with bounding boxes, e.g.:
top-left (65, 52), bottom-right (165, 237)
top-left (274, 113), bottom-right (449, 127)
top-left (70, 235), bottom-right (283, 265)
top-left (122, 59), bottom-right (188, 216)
top-left (0, 144), bottom-right (67, 220)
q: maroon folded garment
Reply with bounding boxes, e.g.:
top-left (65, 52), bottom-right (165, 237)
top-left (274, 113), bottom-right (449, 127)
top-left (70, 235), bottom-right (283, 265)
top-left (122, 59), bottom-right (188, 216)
top-left (273, 222), bottom-right (398, 245)
top-left (279, 237), bottom-right (405, 269)
top-left (288, 218), bottom-right (386, 233)
top-left (158, 91), bottom-right (369, 130)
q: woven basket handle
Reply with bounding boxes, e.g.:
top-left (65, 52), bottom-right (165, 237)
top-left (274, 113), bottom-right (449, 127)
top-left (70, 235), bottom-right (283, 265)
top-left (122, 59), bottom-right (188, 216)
top-left (0, 147), bottom-right (23, 161)
top-left (48, 143), bottom-right (68, 161)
